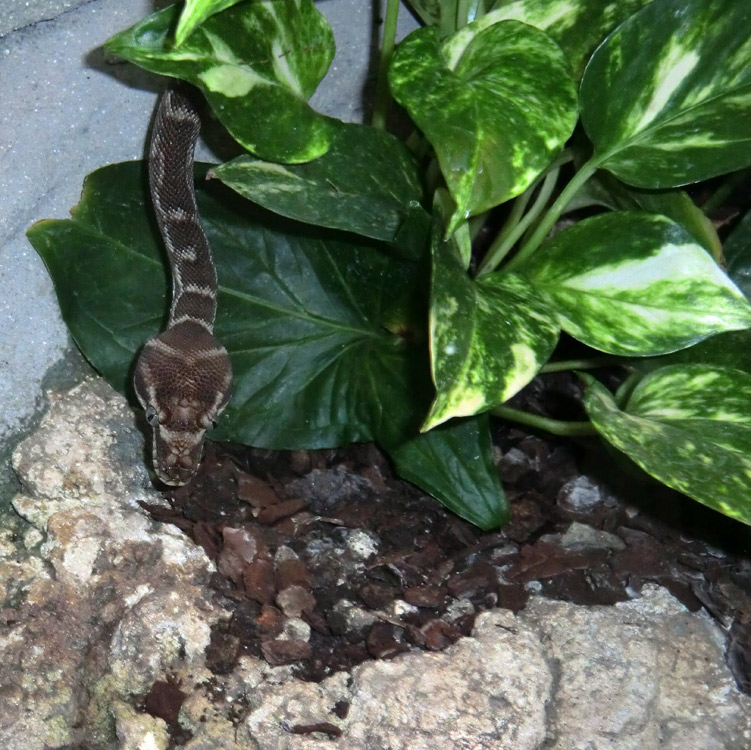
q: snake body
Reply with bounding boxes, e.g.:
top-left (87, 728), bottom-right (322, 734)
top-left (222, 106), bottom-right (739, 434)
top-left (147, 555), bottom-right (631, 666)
top-left (133, 89), bottom-right (232, 486)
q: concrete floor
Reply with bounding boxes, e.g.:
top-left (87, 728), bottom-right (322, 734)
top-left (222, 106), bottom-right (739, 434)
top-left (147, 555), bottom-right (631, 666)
top-left (0, 0), bottom-right (417, 500)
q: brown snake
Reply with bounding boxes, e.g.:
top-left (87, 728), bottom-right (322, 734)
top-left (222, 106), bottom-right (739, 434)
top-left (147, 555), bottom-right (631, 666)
top-left (134, 88), bottom-right (233, 485)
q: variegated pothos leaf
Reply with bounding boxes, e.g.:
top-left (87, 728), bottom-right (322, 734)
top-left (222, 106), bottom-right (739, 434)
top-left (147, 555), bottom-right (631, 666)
top-left (389, 21), bottom-right (577, 233)
top-left (450, 0), bottom-right (652, 78)
top-left (584, 366), bottom-right (751, 526)
top-left (580, 0), bottom-right (751, 186)
top-left (520, 212), bottom-right (751, 356)
top-left (426, 206), bottom-right (559, 429)
top-left (210, 123), bottom-right (429, 254)
top-left (105, 0), bottom-right (336, 163)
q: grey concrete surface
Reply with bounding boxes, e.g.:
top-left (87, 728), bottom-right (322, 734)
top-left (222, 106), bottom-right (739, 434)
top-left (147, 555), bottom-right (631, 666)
top-left (0, 0), bottom-right (94, 38)
top-left (0, 0), bottom-right (418, 499)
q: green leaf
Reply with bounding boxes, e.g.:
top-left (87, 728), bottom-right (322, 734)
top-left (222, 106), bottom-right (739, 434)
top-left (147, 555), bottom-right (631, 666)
top-left (28, 162), bottom-right (511, 527)
top-left (580, 0), bottom-right (751, 187)
top-left (27, 161), bottom-right (426, 450)
top-left (643, 330), bottom-right (751, 377)
top-left (389, 21), bottom-right (577, 233)
top-left (388, 414), bottom-right (508, 530)
top-left (104, 0), bottom-right (336, 163)
top-left (521, 211), bottom-right (751, 356)
top-left (565, 173), bottom-right (721, 263)
top-left (425, 206), bottom-right (558, 429)
top-left (175, 0), bottom-right (243, 45)
top-left (455, 0), bottom-right (652, 79)
top-left (584, 366), bottom-right (751, 526)
top-left (210, 123), bottom-right (429, 254)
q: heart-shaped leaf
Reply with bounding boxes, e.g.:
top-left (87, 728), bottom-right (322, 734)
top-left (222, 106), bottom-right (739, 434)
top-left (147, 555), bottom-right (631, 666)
top-left (27, 161), bottom-right (507, 528)
top-left (425, 205), bottom-right (558, 429)
top-left (521, 211), bottom-right (751, 356)
top-left (446, 0), bottom-right (652, 79)
top-left (580, 0), bottom-right (751, 187)
top-left (584, 366), bottom-right (751, 526)
top-left (105, 0), bottom-right (336, 163)
top-left (27, 162), bottom-right (424, 449)
top-left (389, 21), bottom-right (577, 233)
top-left (211, 123), bottom-right (429, 254)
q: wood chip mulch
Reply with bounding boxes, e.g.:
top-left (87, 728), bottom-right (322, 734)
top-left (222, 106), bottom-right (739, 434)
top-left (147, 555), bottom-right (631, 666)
top-left (141, 394), bottom-right (751, 700)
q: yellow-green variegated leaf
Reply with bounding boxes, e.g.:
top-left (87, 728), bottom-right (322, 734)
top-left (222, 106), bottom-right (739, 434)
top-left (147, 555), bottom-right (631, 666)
top-left (584, 366), bottom-right (751, 526)
top-left (449, 0), bottom-right (652, 79)
top-left (580, 0), bottom-right (751, 187)
top-left (175, 0), bottom-right (243, 45)
top-left (105, 0), bottom-right (335, 163)
top-left (389, 21), bottom-right (577, 234)
top-left (210, 123), bottom-right (429, 254)
top-left (425, 207), bottom-right (558, 430)
top-left (521, 212), bottom-right (751, 356)
top-left (566, 175), bottom-right (722, 263)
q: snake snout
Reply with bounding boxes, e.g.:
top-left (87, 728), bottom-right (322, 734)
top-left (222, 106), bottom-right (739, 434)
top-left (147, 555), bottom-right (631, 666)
top-left (152, 424), bottom-right (206, 486)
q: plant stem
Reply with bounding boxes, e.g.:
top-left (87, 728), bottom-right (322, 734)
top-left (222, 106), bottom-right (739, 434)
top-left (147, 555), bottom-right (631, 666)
top-left (371, 0), bottom-right (401, 130)
top-left (540, 356), bottom-right (624, 374)
top-left (504, 159), bottom-right (598, 272)
top-left (614, 370), bottom-right (643, 407)
top-left (456, 0), bottom-right (472, 29)
top-left (477, 167), bottom-right (559, 275)
top-left (493, 405), bottom-right (598, 437)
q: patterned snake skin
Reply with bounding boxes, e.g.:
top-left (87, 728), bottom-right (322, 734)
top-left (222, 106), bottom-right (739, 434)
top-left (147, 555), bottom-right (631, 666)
top-left (133, 88), bottom-right (232, 485)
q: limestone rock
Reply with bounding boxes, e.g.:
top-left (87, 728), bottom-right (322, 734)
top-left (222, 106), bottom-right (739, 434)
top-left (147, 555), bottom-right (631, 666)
top-left (1, 378), bottom-right (225, 750)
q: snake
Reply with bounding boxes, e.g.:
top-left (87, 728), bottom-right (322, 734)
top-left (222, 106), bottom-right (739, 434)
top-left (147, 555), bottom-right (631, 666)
top-left (133, 88), bottom-right (233, 486)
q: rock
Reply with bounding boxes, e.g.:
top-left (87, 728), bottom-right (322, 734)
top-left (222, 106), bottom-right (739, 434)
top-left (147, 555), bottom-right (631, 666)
top-left (557, 474), bottom-right (609, 512)
top-left (557, 520), bottom-right (627, 552)
top-left (3, 378), bottom-right (751, 749)
top-left (1, 378), bottom-right (226, 750)
top-left (523, 585), bottom-right (751, 750)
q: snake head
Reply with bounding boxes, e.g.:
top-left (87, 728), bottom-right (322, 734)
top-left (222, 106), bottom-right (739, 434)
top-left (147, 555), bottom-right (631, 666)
top-left (133, 324), bottom-right (232, 486)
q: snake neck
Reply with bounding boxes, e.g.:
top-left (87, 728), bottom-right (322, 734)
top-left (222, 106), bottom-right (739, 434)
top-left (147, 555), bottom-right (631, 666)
top-left (149, 88), bottom-right (218, 333)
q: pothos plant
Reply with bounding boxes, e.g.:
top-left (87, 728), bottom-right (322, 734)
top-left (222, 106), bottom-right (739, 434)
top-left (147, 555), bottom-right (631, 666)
top-left (27, 0), bottom-right (751, 529)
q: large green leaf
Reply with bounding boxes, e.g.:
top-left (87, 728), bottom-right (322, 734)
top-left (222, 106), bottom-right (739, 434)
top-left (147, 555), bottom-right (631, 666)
top-left (580, 0), bottom-right (751, 187)
top-left (389, 21), bottom-right (577, 233)
top-left (175, 0), bottom-right (243, 45)
top-left (210, 123), bottom-right (429, 254)
top-left (425, 205), bottom-right (558, 429)
top-left (28, 161), bottom-right (507, 528)
top-left (389, 414), bottom-right (508, 530)
top-left (27, 162), bottom-right (424, 449)
top-left (456, 0), bottom-right (653, 79)
top-left (521, 211), bottom-right (751, 356)
top-left (584, 367), bottom-right (751, 526)
top-left (104, 0), bottom-right (336, 163)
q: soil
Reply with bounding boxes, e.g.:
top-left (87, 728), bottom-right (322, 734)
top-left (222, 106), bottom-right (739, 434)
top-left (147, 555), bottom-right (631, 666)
top-left (141, 371), bottom-right (751, 735)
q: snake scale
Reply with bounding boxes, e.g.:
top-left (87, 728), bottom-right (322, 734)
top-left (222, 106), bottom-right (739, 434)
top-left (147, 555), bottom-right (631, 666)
top-left (134, 88), bottom-right (233, 486)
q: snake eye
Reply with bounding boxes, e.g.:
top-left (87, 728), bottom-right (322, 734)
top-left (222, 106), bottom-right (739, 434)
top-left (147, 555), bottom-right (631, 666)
top-left (200, 414), bottom-right (219, 430)
top-left (145, 406), bottom-right (158, 425)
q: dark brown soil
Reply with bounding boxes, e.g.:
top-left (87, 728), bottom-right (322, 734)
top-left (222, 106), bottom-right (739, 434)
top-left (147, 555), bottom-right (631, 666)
top-left (141, 374), bottom-right (751, 716)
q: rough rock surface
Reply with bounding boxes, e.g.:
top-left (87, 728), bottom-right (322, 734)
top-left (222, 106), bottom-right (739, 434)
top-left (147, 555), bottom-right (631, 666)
top-left (2, 378), bottom-right (750, 750)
